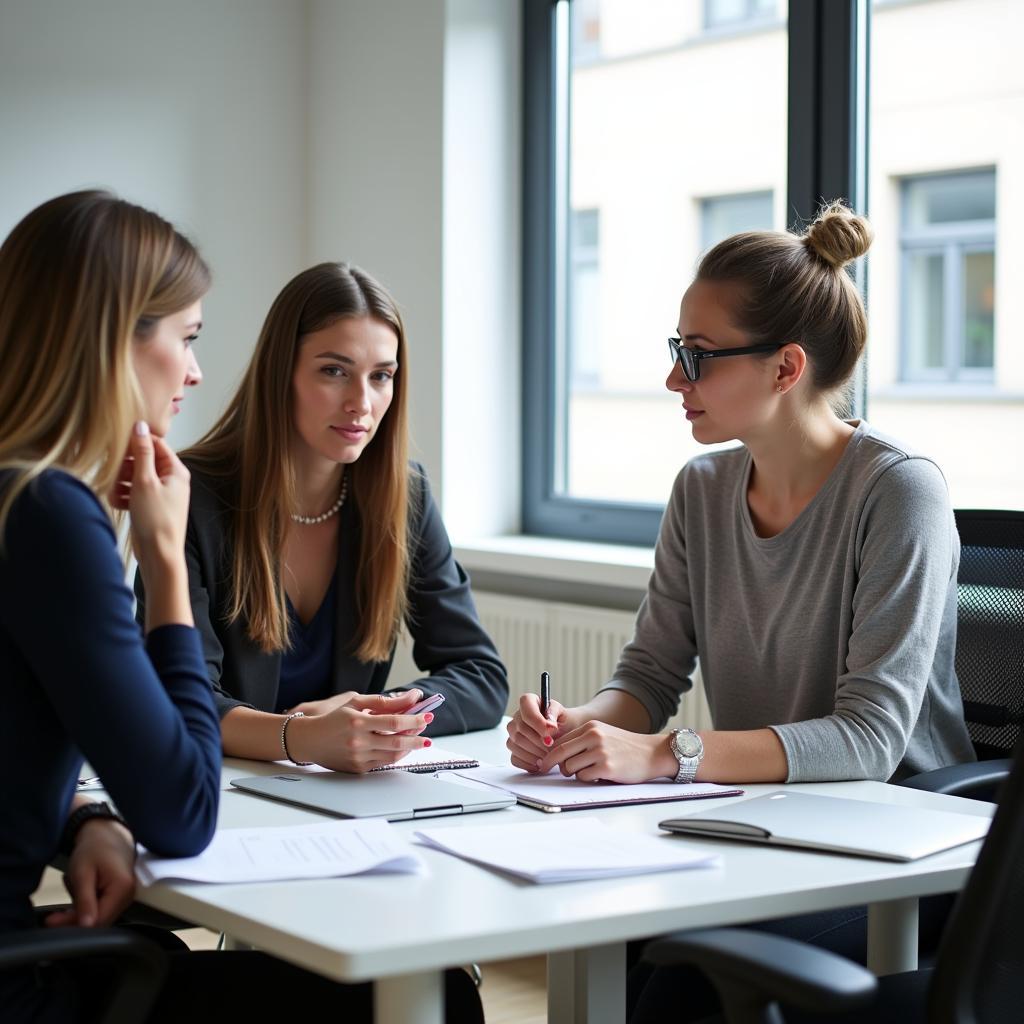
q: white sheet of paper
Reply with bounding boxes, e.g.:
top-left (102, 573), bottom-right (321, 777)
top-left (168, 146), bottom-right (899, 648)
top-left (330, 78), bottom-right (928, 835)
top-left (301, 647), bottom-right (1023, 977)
top-left (454, 766), bottom-right (742, 809)
top-left (136, 819), bottom-right (426, 885)
top-left (414, 816), bottom-right (719, 883)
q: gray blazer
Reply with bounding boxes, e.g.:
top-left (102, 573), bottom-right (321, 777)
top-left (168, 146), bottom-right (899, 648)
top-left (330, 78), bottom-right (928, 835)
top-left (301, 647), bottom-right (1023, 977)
top-left (135, 461), bottom-right (508, 736)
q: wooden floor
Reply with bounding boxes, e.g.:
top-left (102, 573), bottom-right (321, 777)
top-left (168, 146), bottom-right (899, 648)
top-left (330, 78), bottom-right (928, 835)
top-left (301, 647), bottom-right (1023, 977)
top-left (33, 868), bottom-right (548, 1022)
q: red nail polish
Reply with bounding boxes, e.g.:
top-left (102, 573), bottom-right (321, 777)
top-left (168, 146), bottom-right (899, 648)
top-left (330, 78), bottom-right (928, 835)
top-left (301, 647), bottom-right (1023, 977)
top-left (423, 712), bottom-right (434, 723)
top-left (423, 739), bottom-right (432, 747)
top-left (543, 736), bottom-right (553, 746)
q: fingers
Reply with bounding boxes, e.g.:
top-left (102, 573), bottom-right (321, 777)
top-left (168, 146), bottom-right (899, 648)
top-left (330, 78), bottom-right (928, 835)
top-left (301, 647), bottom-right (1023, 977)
top-left (93, 871), bottom-right (136, 927)
top-left (43, 907), bottom-right (78, 928)
top-left (362, 690), bottom-right (424, 714)
top-left (151, 434), bottom-right (189, 484)
top-left (370, 712), bottom-right (433, 736)
top-left (128, 420), bottom-right (156, 485)
top-left (109, 454), bottom-right (134, 510)
top-left (67, 864), bottom-right (99, 928)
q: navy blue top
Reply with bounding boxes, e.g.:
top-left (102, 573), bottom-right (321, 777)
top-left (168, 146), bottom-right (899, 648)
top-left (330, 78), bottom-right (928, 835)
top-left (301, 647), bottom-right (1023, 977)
top-left (276, 575), bottom-right (338, 712)
top-left (0, 471), bottom-right (220, 956)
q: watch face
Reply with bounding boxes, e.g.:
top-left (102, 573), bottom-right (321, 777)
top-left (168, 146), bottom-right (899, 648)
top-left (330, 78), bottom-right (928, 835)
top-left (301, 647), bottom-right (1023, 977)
top-left (675, 731), bottom-right (702, 758)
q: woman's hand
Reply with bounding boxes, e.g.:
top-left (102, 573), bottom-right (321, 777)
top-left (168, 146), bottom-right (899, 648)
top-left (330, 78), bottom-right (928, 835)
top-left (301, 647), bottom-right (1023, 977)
top-left (287, 692), bottom-right (435, 772)
top-left (287, 689), bottom-right (423, 720)
top-left (112, 423), bottom-right (191, 576)
top-left (506, 692), bottom-right (581, 773)
top-left (44, 819), bottom-right (136, 929)
top-left (536, 721), bottom-right (676, 784)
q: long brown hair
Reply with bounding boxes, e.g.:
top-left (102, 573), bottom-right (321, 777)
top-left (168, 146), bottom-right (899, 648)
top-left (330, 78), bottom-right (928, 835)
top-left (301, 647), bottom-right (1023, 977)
top-left (0, 190), bottom-right (210, 544)
top-left (697, 200), bottom-right (874, 405)
top-left (182, 262), bottom-right (410, 661)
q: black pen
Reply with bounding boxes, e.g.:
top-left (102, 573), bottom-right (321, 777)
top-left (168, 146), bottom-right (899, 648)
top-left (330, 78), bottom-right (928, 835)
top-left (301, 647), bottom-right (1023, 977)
top-left (540, 671), bottom-right (550, 721)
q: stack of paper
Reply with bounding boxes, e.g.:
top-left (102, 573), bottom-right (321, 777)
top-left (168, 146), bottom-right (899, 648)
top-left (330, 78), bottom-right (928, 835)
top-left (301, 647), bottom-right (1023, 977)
top-left (413, 817), bottom-right (719, 883)
top-left (136, 819), bottom-right (426, 885)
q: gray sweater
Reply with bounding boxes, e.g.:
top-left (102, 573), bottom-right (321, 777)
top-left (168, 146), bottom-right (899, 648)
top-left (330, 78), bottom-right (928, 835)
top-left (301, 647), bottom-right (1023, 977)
top-left (603, 422), bottom-right (975, 783)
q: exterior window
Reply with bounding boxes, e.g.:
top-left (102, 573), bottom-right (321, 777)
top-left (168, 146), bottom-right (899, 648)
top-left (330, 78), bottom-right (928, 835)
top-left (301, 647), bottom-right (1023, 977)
top-left (701, 191), bottom-right (774, 252)
top-left (900, 171), bottom-right (996, 383)
top-left (704, 0), bottom-right (777, 31)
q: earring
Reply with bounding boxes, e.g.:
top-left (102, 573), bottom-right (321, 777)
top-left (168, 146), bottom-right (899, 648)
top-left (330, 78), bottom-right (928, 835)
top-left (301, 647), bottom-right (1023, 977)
top-left (775, 385), bottom-right (784, 393)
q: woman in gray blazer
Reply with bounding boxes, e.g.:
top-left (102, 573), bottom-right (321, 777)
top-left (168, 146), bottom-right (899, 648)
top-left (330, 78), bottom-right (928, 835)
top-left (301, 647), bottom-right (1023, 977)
top-left (138, 262), bottom-right (507, 773)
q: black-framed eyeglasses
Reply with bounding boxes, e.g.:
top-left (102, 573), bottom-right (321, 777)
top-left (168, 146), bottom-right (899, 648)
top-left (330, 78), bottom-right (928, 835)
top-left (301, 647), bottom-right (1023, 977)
top-left (667, 337), bottom-right (787, 383)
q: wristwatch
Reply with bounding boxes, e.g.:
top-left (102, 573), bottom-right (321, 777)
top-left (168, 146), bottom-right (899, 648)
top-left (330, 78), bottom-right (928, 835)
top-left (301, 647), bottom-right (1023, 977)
top-left (59, 801), bottom-right (129, 856)
top-left (670, 728), bottom-right (704, 784)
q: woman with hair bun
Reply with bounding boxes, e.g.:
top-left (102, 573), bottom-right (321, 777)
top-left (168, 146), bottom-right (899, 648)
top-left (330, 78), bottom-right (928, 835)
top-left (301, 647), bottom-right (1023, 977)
top-left (510, 200), bottom-right (972, 786)
top-left (508, 200), bottom-right (975, 1021)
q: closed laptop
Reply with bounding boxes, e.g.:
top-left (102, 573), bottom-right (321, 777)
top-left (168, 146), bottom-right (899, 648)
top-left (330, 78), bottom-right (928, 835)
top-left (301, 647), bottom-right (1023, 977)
top-left (230, 769), bottom-right (515, 822)
top-left (659, 790), bottom-right (991, 861)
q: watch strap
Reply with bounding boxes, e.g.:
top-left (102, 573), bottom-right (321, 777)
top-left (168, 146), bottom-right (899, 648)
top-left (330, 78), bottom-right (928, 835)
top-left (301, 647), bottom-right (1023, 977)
top-left (59, 801), bottom-right (129, 856)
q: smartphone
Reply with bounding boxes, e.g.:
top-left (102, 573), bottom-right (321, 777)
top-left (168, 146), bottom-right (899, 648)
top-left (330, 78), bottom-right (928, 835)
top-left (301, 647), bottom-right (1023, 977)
top-left (404, 692), bottom-right (446, 715)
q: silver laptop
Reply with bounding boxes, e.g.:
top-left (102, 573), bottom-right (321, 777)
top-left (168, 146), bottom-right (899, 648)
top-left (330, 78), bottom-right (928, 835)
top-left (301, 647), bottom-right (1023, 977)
top-left (230, 770), bottom-right (515, 821)
top-left (659, 790), bottom-right (992, 862)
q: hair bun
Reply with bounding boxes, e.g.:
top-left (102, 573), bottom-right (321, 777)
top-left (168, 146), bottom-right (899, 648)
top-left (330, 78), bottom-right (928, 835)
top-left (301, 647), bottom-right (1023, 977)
top-left (803, 201), bottom-right (874, 269)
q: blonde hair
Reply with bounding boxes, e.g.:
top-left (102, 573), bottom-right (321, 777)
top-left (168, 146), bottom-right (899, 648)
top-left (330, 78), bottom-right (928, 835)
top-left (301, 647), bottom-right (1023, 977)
top-left (182, 262), bottom-right (410, 662)
top-left (698, 200), bottom-right (874, 398)
top-left (0, 190), bottom-right (210, 544)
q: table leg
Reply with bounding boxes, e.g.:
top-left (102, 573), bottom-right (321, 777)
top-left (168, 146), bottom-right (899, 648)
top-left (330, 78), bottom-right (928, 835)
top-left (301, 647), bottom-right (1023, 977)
top-left (867, 898), bottom-right (919, 976)
top-left (547, 942), bottom-right (626, 1024)
top-left (375, 970), bottom-right (444, 1024)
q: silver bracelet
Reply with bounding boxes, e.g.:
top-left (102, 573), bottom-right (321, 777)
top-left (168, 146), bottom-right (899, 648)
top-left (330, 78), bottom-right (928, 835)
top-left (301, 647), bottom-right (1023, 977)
top-left (281, 711), bottom-right (312, 766)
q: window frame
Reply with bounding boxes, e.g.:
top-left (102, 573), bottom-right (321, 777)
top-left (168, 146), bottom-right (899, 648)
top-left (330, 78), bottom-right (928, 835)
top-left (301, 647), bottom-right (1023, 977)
top-left (521, 0), bottom-right (871, 546)
top-left (898, 170), bottom-right (997, 385)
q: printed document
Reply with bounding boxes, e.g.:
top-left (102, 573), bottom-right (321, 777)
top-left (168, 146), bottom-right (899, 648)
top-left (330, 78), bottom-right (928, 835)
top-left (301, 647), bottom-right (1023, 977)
top-left (414, 816), bottom-right (719, 883)
top-left (136, 819), bottom-right (426, 884)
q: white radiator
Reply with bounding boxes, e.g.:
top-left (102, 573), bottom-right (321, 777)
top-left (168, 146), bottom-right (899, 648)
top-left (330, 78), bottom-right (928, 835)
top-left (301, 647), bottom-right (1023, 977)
top-left (395, 591), bottom-right (712, 733)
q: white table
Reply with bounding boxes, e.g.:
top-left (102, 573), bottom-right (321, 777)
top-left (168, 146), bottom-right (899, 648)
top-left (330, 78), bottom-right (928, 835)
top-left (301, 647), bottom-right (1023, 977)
top-left (135, 727), bottom-right (991, 1024)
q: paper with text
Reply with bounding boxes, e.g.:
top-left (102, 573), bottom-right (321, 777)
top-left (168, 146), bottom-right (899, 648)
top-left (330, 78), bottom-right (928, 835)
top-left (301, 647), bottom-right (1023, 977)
top-left (414, 817), bottom-right (719, 883)
top-left (136, 819), bottom-right (426, 884)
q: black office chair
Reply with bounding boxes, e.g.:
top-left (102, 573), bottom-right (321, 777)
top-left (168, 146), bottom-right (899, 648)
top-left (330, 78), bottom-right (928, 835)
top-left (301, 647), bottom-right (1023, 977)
top-left (902, 509), bottom-right (1024, 801)
top-left (643, 728), bottom-right (1024, 1024)
top-left (0, 925), bottom-right (167, 1024)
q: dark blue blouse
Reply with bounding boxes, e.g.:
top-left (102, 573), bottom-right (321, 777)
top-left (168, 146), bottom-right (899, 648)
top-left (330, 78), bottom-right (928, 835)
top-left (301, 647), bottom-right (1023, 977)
top-left (277, 575), bottom-right (338, 712)
top-left (0, 470), bottom-right (221, 1019)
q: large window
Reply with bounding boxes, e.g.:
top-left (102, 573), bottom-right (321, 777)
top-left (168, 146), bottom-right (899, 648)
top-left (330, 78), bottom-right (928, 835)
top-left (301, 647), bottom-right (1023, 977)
top-left (526, 0), bottom-right (1023, 541)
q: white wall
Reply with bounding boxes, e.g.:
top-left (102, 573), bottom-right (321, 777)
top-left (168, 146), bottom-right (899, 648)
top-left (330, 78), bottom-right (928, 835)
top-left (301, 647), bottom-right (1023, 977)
top-left (0, 0), bottom-right (308, 445)
top-left (0, 0), bottom-right (522, 529)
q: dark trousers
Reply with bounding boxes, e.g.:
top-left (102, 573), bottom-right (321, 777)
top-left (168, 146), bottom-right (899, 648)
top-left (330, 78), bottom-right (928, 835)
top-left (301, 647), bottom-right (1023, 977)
top-left (627, 894), bottom-right (953, 1024)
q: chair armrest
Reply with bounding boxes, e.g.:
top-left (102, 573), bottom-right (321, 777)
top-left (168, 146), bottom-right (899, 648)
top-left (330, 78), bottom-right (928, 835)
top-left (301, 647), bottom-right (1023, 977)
top-left (644, 928), bottom-right (877, 1019)
top-left (898, 759), bottom-right (1010, 800)
top-left (0, 927), bottom-right (167, 1024)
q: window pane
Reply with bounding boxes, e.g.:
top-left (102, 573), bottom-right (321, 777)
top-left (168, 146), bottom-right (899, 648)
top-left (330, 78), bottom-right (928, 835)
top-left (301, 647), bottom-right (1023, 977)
top-left (705, 0), bottom-right (777, 30)
top-left (904, 171), bottom-right (996, 229)
top-left (701, 191), bottom-right (774, 251)
top-left (904, 252), bottom-right (946, 374)
top-left (962, 249), bottom-right (995, 369)
top-left (867, 0), bottom-right (1017, 509)
top-left (561, 0), bottom-right (787, 504)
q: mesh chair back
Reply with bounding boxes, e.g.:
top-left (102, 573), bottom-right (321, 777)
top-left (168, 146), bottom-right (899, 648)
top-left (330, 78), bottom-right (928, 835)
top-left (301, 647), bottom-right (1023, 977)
top-left (953, 510), bottom-right (1024, 759)
top-left (929, 736), bottom-right (1024, 1024)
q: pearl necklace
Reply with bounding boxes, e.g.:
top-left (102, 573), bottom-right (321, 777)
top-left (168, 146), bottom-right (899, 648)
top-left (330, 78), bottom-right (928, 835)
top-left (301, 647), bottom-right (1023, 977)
top-left (290, 476), bottom-right (348, 525)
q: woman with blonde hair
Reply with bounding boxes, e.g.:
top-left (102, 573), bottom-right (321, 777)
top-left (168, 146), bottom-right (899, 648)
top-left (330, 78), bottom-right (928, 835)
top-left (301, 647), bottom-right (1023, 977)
top-left (0, 189), bottom-right (219, 1020)
top-left (0, 194), bottom-right (484, 1024)
top-left (505, 202), bottom-right (974, 1022)
top-left (136, 262), bottom-right (507, 771)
